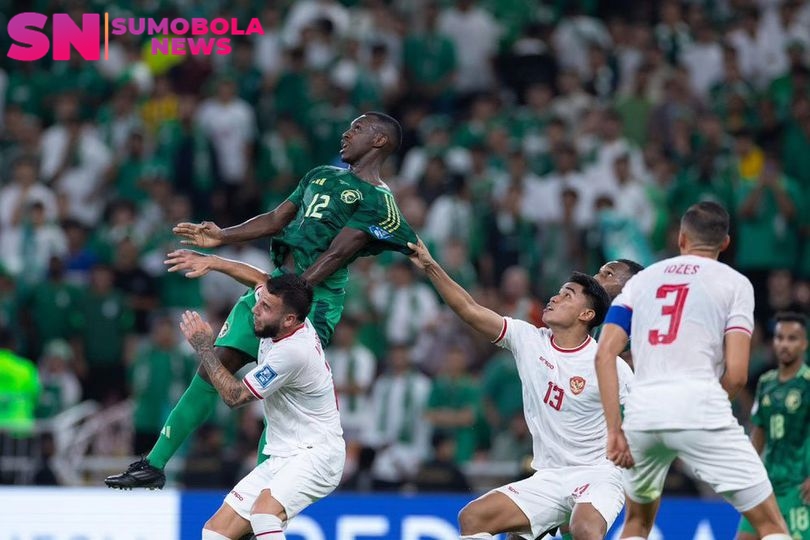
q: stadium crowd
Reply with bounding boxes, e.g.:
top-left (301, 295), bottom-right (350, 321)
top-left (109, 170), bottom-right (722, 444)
top-left (0, 0), bottom-right (808, 495)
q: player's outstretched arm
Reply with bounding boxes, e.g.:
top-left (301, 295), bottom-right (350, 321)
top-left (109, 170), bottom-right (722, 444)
top-left (301, 227), bottom-right (370, 286)
top-left (180, 310), bottom-right (258, 408)
top-left (165, 249), bottom-right (269, 287)
top-left (408, 239), bottom-right (503, 341)
top-left (173, 200), bottom-right (299, 247)
top-left (595, 321), bottom-right (634, 468)
top-left (721, 331), bottom-right (750, 399)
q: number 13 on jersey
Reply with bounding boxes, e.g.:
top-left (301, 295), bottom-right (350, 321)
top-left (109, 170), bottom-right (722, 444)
top-left (649, 284), bottom-right (690, 345)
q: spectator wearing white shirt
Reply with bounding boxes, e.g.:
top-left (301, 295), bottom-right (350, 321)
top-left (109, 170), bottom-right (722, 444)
top-left (424, 174), bottom-right (473, 252)
top-left (679, 22), bottom-right (724, 101)
top-left (605, 153), bottom-right (655, 237)
top-left (371, 259), bottom-right (440, 350)
top-left (438, 0), bottom-right (501, 96)
top-left (0, 156), bottom-right (58, 230)
top-left (39, 96), bottom-right (112, 227)
top-left (363, 344), bottom-right (432, 490)
top-left (538, 143), bottom-right (594, 229)
top-left (283, 0), bottom-right (350, 46)
top-left (195, 77), bottom-right (256, 214)
top-left (0, 201), bottom-right (67, 285)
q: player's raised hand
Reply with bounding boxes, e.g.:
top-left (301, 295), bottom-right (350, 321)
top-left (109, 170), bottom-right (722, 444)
top-left (165, 249), bottom-right (215, 278)
top-left (607, 429), bottom-right (635, 469)
top-left (173, 221), bottom-right (224, 248)
top-left (180, 310), bottom-right (214, 352)
top-left (407, 239), bottom-right (435, 271)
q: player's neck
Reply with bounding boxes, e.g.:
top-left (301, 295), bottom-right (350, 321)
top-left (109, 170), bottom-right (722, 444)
top-left (680, 247), bottom-right (720, 259)
top-left (348, 158), bottom-right (385, 185)
top-left (778, 359), bottom-right (803, 382)
top-left (275, 321), bottom-right (305, 341)
top-left (548, 326), bottom-right (590, 350)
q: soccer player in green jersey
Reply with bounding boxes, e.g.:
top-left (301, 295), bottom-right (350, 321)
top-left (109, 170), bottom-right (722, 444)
top-left (738, 312), bottom-right (810, 540)
top-left (106, 112), bottom-right (418, 490)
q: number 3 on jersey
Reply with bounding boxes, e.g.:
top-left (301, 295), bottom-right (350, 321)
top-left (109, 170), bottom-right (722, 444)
top-left (649, 284), bottom-right (690, 345)
top-left (305, 194), bottom-right (331, 219)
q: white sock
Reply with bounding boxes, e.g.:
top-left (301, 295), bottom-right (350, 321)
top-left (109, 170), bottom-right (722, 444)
top-left (460, 535), bottom-right (493, 539)
top-left (250, 513), bottom-right (285, 539)
top-left (202, 529), bottom-right (230, 540)
top-left (762, 535), bottom-right (792, 540)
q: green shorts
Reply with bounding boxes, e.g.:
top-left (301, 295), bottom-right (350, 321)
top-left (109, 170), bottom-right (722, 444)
top-left (738, 485), bottom-right (810, 539)
top-left (214, 285), bottom-right (345, 358)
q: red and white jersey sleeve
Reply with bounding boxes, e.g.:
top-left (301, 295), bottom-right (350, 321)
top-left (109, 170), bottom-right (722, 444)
top-left (494, 317), bottom-right (632, 469)
top-left (613, 255), bottom-right (755, 431)
top-left (244, 319), bottom-right (343, 457)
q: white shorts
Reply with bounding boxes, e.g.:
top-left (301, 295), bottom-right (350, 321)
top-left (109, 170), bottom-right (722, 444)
top-left (624, 425), bottom-right (771, 511)
top-left (224, 444), bottom-right (345, 522)
top-left (493, 464), bottom-right (625, 539)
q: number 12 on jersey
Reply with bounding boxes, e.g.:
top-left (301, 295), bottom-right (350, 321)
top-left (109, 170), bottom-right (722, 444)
top-left (305, 194), bottom-right (331, 219)
top-left (649, 284), bottom-right (690, 345)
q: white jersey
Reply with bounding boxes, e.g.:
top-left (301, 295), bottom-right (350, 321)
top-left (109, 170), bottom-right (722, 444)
top-left (494, 318), bottom-right (633, 470)
top-left (613, 254), bottom-right (755, 431)
top-left (242, 319), bottom-right (344, 457)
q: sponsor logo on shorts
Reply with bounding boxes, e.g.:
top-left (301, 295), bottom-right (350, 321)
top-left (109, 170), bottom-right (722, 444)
top-left (255, 365), bottom-right (278, 388)
top-left (508, 486), bottom-right (519, 494)
top-left (569, 376), bottom-right (586, 395)
top-left (572, 483), bottom-right (590, 498)
top-left (369, 225), bottom-right (393, 240)
top-left (340, 189), bottom-right (362, 204)
top-left (218, 321), bottom-right (230, 339)
top-left (230, 490), bottom-right (243, 501)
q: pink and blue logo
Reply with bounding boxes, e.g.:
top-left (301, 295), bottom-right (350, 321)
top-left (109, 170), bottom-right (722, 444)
top-left (7, 12), bottom-right (264, 61)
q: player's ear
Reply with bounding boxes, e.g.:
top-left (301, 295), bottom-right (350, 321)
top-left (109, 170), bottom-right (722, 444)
top-left (719, 234), bottom-right (730, 252)
top-left (580, 308), bottom-right (595, 325)
top-left (372, 132), bottom-right (388, 149)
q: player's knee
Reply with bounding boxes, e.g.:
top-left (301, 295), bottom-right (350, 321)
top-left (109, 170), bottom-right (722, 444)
top-left (458, 501), bottom-right (487, 534)
top-left (568, 518), bottom-right (604, 540)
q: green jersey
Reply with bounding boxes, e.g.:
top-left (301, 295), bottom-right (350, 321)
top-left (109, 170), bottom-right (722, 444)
top-left (751, 364), bottom-right (810, 494)
top-left (274, 165), bottom-right (417, 292)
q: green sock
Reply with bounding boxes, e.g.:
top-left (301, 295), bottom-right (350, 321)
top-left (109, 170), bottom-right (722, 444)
top-left (146, 374), bottom-right (219, 469)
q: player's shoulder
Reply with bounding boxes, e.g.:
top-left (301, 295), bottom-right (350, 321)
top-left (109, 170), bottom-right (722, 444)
top-left (759, 369), bottom-right (779, 384)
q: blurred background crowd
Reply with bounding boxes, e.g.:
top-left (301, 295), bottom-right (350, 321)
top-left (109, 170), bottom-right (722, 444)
top-left (0, 0), bottom-right (808, 497)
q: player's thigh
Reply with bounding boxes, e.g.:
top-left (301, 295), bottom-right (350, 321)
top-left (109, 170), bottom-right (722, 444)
top-left (665, 426), bottom-right (770, 511)
top-left (567, 466), bottom-right (625, 534)
top-left (623, 430), bottom-right (677, 504)
top-left (252, 488), bottom-right (287, 520)
top-left (482, 470), bottom-right (571, 539)
top-left (740, 492), bottom-right (790, 537)
top-left (204, 502), bottom-right (252, 538)
top-left (459, 490), bottom-right (539, 538)
top-left (214, 289), bottom-right (261, 359)
top-left (225, 458), bottom-right (286, 521)
top-left (309, 290), bottom-right (345, 347)
top-left (266, 446), bottom-right (345, 520)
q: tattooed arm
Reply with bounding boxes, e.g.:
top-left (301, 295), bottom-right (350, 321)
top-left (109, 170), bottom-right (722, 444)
top-left (180, 311), bottom-right (258, 408)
